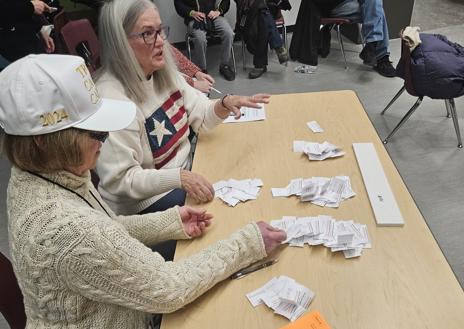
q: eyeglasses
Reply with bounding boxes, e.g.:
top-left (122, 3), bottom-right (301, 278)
top-left (87, 131), bottom-right (109, 143)
top-left (129, 25), bottom-right (170, 45)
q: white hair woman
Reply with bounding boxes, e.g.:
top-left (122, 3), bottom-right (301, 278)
top-left (95, 0), bottom-right (270, 219)
top-left (0, 54), bottom-right (285, 329)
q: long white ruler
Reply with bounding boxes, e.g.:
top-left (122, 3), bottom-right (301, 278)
top-left (353, 143), bottom-right (404, 226)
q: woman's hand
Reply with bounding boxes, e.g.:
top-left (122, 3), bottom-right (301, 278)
top-left (31, 0), bottom-right (51, 14)
top-left (207, 10), bottom-right (221, 20)
top-left (190, 11), bottom-right (206, 22)
top-left (179, 206), bottom-right (213, 237)
top-left (256, 221), bottom-right (286, 255)
top-left (181, 170), bottom-right (215, 203)
top-left (193, 79), bottom-right (213, 93)
top-left (194, 71), bottom-right (215, 84)
top-left (215, 94), bottom-right (271, 119)
top-left (41, 31), bottom-right (55, 53)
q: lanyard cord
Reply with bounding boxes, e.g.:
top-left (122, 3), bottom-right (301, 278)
top-left (27, 171), bottom-right (111, 217)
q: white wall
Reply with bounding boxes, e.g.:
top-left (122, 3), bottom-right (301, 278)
top-left (155, 0), bottom-right (301, 44)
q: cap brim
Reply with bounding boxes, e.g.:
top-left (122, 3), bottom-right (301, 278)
top-left (74, 98), bottom-right (136, 132)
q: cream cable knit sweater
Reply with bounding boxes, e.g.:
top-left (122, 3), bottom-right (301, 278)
top-left (7, 167), bottom-right (267, 328)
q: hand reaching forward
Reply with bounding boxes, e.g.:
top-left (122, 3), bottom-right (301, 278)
top-left (216, 94), bottom-right (271, 119)
top-left (179, 206), bottom-right (213, 237)
top-left (256, 221), bottom-right (287, 255)
top-left (31, 0), bottom-right (51, 14)
top-left (180, 170), bottom-right (215, 203)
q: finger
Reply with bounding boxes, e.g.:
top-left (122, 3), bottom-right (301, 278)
top-left (186, 206), bottom-right (207, 216)
top-left (205, 75), bottom-right (215, 84)
top-left (229, 106), bottom-right (241, 119)
top-left (271, 230), bottom-right (287, 242)
top-left (43, 3), bottom-right (52, 12)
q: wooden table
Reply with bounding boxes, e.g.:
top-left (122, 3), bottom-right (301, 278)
top-left (162, 91), bottom-right (464, 329)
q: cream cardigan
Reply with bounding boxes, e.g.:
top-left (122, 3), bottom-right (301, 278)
top-left (7, 167), bottom-right (266, 328)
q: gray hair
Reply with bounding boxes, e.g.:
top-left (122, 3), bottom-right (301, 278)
top-left (98, 0), bottom-right (178, 104)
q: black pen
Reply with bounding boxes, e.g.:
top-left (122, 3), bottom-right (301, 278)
top-left (230, 259), bottom-right (278, 280)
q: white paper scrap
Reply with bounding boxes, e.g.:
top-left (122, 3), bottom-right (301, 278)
top-left (223, 104), bottom-right (266, 123)
top-left (214, 178), bottom-right (262, 206)
top-left (307, 121), bottom-right (324, 133)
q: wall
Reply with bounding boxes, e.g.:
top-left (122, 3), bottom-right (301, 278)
top-left (155, 0), bottom-right (302, 44)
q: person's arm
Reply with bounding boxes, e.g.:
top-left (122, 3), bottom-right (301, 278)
top-left (170, 44), bottom-right (201, 78)
top-left (174, 0), bottom-right (197, 18)
top-left (59, 217), bottom-right (267, 313)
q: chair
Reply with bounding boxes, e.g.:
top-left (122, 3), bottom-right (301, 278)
top-left (241, 10), bottom-right (288, 70)
top-left (185, 32), bottom-right (237, 74)
top-left (0, 252), bottom-right (26, 329)
top-left (381, 40), bottom-right (462, 148)
top-left (60, 19), bottom-right (100, 72)
top-left (319, 17), bottom-right (363, 70)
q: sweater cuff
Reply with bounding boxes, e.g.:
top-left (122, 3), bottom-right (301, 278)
top-left (204, 100), bottom-right (225, 129)
top-left (148, 167), bottom-right (182, 192)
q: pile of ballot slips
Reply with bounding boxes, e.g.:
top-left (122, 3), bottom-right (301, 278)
top-left (271, 176), bottom-right (355, 208)
top-left (293, 140), bottom-right (345, 161)
top-left (213, 178), bottom-right (263, 207)
top-left (246, 276), bottom-right (315, 322)
top-left (270, 215), bottom-right (371, 258)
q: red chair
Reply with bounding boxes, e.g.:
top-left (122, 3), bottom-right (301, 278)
top-left (0, 252), bottom-right (26, 329)
top-left (52, 9), bottom-right (69, 54)
top-left (60, 19), bottom-right (100, 72)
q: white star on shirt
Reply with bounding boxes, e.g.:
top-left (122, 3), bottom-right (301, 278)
top-left (150, 118), bottom-right (172, 145)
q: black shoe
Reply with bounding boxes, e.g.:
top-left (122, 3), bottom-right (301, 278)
top-left (219, 64), bottom-right (235, 81)
top-left (248, 66), bottom-right (267, 79)
top-left (318, 25), bottom-right (332, 58)
top-left (359, 42), bottom-right (377, 66)
top-left (275, 46), bottom-right (289, 64)
top-left (374, 55), bottom-right (396, 77)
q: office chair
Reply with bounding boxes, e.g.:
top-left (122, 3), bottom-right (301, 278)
top-left (0, 252), bottom-right (26, 329)
top-left (381, 39), bottom-right (462, 148)
top-left (60, 19), bottom-right (100, 72)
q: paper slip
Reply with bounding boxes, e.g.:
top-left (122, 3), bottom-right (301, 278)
top-left (246, 276), bottom-right (315, 322)
top-left (223, 104), bottom-right (265, 123)
top-left (280, 311), bottom-right (332, 329)
top-left (271, 176), bottom-right (355, 208)
top-left (293, 141), bottom-right (345, 161)
top-left (270, 215), bottom-right (371, 259)
top-left (307, 121), bottom-right (324, 133)
top-left (213, 178), bottom-right (263, 206)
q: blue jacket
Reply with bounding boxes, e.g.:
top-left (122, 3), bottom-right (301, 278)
top-left (396, 33), bottom-right (464, 99)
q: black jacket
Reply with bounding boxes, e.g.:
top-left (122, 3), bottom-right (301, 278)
top-left (174, 0), bottom-right (230, 25)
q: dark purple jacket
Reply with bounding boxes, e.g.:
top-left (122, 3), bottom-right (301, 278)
top-left (396, 33), bottom-right (464, 99)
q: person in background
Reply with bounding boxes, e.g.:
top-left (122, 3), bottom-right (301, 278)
top-left (170, 44), bottom-right (215, 93)
top-left (95, 0), bottom-right (269, 217)
top-left (174, 0), bottom-right (236, 81)
top-left (0, 0), bottom-right (55, 62)
top-left (0, 53), bottom-right (286, 329)
top-left (235, 0), bottom-right (291, 79)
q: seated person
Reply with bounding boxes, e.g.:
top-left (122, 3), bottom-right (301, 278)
top-left (236, 0), bottom-right (290, 79)
top-left (0, 53), bottom-right (286, 329)
top-left (170, 44), bottom-right (216, 93)
top-left (0, 0), bottom-right (55, 62)
top-left (174, 0), bottom-right (236, 81)
top-left (95, 0), bottom-right (270, 216)
top-left (290, 0), bottom-right (395, 77)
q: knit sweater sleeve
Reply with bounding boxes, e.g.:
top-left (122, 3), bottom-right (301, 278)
top-left (59, 217), bottom-right (267, 313)
top-left (170, 44), bottom-right (201, 79)
top-left (178, 75), bottom-right (223, 134)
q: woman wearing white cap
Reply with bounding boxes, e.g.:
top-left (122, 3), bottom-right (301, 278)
top-left (95, 0), bottom-right (269, 218)
top-left (0, 54), bottom-right (285, 328)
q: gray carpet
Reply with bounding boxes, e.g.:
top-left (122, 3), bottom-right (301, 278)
top-left (1, 0), bottom-right (463, 327)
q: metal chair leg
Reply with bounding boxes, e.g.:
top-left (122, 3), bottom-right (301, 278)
top-left (447, 99), bottom-right (463, 148)
top-left (335, 24), bottom-right (348, 70)
top-left (283, 24), bottom-right (288, 50)
top-left (186, 34), bottom-right (192, 61)
top-left (445, 99), bottom-right (451, 118)
top-left (383, 96), bottom-right (423, 144)
top-left (357, 23), bottom-right (365, 47)
top-left (241, 39), bottom-right (246, 70)
top-left (381, 86), bottom-right (406, 115)
top-left (230, 45), bottom-right (237, 74)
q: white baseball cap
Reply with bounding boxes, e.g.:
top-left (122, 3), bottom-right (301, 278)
top-left (0, 54), bottom-right (136, 136)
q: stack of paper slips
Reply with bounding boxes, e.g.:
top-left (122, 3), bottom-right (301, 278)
top-left (246, 276), bottom-right (315, 322)
top-left (271, 176), bottom-right (355, 208)
top-left (213, 178), bottom-right (263, 207)
top-left (270, 215), bottom-right (371, 258)
top-left (293, 141), bottom-right (345, 161)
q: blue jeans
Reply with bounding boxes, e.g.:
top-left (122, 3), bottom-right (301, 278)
top-left (253, 8), bottom-right (284, 67)
top-left (330, 0), bottom-right (390, 59)
top-left (138, 188), bottom-right (186, 261)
